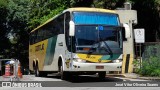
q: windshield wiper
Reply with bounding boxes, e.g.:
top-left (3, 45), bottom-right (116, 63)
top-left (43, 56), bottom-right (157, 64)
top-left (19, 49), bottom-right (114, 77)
top-left (98, 30), bottom-right (113, 55)
top-left (102, 41), bottom-right (113, 55)
top-left (87, 41), bottom-right (113, 56)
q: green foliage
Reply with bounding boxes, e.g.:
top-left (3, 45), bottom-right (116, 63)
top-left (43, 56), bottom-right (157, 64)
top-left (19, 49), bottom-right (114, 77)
top-left (0, 0), bottom-right (10, 54)
top-left (135, 44), bottom-right (160, 77)
top-left (0, 0), bottom-right (30, 63)
top-left (0, 0), bottom-right (9, 26)
top-left (70, 0), bottom-right (93, 7)
top-left (133, 59), bottom-right (141, 73)
top-left (0, 0), bottom-right (8, 8)
top-left (92, 0), bottom-right (125, 9)
top-left (28, 0), bottom-right (68, 30)
top-left (7, 0), bottom-right (29, 21)
top-left (139, 56), bottom-right (160, 77)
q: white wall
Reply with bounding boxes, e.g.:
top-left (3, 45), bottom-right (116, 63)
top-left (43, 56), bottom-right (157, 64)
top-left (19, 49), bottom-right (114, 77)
top-left (116, 10), bottom-right (137, 55)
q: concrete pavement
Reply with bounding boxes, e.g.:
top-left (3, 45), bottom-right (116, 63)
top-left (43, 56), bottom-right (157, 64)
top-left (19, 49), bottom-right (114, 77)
top-left (106, 73), bottom-right (160, 81)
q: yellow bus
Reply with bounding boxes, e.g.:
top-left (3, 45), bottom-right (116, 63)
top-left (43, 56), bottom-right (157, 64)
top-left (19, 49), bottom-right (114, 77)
top-left (29, 8), bottom-right (129, 80)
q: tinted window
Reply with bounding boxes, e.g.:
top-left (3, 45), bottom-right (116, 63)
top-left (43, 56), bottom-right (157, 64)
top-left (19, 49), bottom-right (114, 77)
top-left (30, 14), bottom-right (65, 45)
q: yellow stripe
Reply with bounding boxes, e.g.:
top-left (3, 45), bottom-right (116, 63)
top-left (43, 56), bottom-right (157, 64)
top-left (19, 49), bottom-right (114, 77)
top-left (128, 54), bottom-right (134, 73)
top-left (121, 54), bottom-right (126, 74)
top-left (65, 8), bottom-right (116, 13)
top-left (121, 54), bottom-right (134, 74)
top-left (77, 54), bottom-right (111, 63)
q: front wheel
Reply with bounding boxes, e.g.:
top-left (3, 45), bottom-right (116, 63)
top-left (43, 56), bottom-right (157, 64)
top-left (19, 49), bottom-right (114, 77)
top-left (60, 65), bottom-right (68, 80)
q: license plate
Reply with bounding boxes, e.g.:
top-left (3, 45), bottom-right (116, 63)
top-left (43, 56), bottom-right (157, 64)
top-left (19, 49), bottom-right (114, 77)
top-left (96, 66), bottom-right (104, 69)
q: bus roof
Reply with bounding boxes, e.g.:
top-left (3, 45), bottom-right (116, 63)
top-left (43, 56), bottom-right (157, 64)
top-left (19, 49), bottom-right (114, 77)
top-left (30, 8), bottom-right (116, 33)
top-left (63, 7), bottom-right (116, 13)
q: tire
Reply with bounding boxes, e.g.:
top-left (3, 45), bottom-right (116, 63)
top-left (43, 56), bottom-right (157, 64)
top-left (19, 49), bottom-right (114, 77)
top-left (35, 65), bottom-right (47, 77)
top-left (35, 66), bottom-right (39, 77)
top-left (59, 63), bottom-right (67, 80)
top-left (98, 72), bottom-right (106, 80)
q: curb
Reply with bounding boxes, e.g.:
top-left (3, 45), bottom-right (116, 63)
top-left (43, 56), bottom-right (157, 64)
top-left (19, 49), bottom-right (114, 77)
top-left (128, 77), bottom-right (160, 81)
top-left (106, 74), bottom-right (160, 81)
top-left (106, 74), bottom-right (125, 78)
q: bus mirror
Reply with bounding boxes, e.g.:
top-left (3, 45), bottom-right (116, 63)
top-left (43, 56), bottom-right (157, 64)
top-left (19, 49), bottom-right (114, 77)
top-left (69, 21), bottom-right (75, 36)
top-left (123, 23), bottom-right (130, 38)
top-left (122, 28), bottom-right (126, 41)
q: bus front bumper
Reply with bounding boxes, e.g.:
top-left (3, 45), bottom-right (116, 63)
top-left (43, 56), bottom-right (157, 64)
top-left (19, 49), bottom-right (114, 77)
top-left (70, 61), bottom-right (122, 72)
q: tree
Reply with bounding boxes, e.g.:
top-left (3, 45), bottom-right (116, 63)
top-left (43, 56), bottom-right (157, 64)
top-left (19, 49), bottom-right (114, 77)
top-left (6, 0), bottom-right (30, 66)
top-left (0, 0), bottom-right (30, 66)
top-left (28, 0), bottom-right (69, 30)
top-left (92, 0), bottom-right (125, 9)
top-left (0, 0), bottom-right (10, 58)
top-left (130, 0), bottom-right (160, 41)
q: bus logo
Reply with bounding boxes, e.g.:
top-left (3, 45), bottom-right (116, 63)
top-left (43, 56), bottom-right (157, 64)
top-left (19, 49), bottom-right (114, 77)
top-left (2, 82), bottom-right (11, 87)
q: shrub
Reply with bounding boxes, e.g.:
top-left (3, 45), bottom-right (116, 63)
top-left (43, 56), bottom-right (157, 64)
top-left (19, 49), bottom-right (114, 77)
top-left (139, 56), bottom-right (160, 77)
top-left (136, 44), bottom-right (160, 77)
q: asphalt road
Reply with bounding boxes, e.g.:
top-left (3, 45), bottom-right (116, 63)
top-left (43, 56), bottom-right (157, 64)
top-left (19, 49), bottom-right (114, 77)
top-left (0, 75), bottom-right (160, 90)
top-left (0, 74), bottom-right (150, 86)
top-left (1, 74), bottom-right (150, 82)
top-left (21, 74), bottom-right (150, 81)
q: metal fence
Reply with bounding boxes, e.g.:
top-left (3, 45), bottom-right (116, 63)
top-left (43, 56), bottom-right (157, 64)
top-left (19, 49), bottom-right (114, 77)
top-left (142, 42), bottom-right (160, 60)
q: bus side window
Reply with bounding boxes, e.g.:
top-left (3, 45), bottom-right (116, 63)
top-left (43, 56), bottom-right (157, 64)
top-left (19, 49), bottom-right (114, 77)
top-left (37, 29), bottom-right (43, 42)
top-left (34, 30), bottom-right (38, 43)
top-left (57, 14), bottom-right (64, 34)
top-left (43, 21), bottom-right (56, 39)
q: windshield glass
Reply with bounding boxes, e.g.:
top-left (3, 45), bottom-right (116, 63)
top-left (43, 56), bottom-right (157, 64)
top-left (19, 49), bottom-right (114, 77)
top-left (72, 11), bottom-right (122, 55)
top-left (75, 25), bottom-right (119, 46)
top-left (75, 25), bottom-right (122, 54)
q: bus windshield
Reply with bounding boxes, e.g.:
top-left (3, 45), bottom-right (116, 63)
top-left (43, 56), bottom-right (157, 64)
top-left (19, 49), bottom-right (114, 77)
top-left (73, 12), bottom-right (122, 55)
top-left (75, 25), bottom-right (122, 54)
top-left (75, 25), bottom-right (120, 45)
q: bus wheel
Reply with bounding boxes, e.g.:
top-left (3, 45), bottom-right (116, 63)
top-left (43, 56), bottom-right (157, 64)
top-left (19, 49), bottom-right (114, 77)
top-left (98, 72), bottom-right (106, 80)
top-left (35, 65), bottom-right (39, 77)
top-left (59, 63), bottom-right (67, 80)
top-left (35, 65), bottom-right (47, 77)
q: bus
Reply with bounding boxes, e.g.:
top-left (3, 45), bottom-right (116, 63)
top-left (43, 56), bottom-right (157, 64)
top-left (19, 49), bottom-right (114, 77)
top-left (29, 8), bottom-right (130, 80)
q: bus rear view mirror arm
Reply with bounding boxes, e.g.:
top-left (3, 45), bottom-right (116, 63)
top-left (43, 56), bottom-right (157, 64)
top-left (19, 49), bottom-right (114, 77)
top-left (69, 21), bottom-right (75, 36)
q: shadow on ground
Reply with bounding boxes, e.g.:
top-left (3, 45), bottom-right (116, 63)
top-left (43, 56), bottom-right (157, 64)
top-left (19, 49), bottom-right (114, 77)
top-left (47, 75), bottom-right (124, 83)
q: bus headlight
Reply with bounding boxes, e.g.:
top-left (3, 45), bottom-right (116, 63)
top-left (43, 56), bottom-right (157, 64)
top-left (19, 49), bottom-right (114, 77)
top-left (74, 58), bottom-right (86, 63)
top-left (112, 59), bottom-right (122, 63)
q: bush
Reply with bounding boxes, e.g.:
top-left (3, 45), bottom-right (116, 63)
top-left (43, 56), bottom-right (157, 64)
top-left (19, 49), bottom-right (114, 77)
top-left (137, 44), bottom-right (160, 77)
top-left (139, 56), bottom-right (160, 77)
